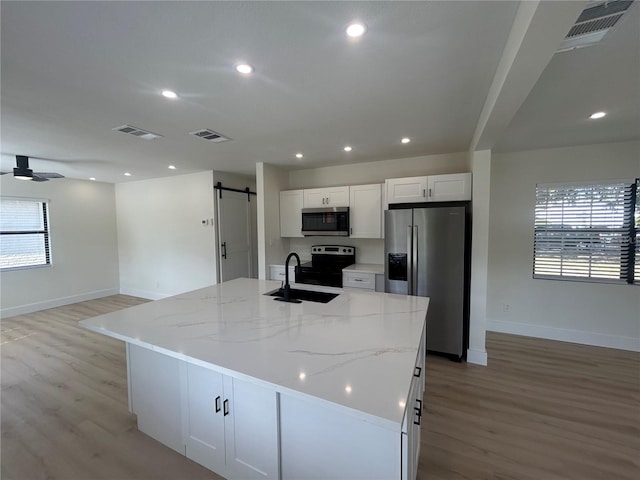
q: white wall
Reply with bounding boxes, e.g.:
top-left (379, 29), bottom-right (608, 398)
top-left (488, 141), bottom-right (640, 351)
top-left (288, 152), bottom-right (471, 188)
top-left (0, 177), bottom-right (119, 317)
top-left (256, 163), bottom-right (291, 279)
top-left (115, 171), bottom-right (216, 299)
top-left (286, 152), bottom-right (472, 264)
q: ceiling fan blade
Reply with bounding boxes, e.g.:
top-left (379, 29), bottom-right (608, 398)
top-left (31, 175), bottom-right (50, 182)
top-left (33, 172), bottom-right (65, 179)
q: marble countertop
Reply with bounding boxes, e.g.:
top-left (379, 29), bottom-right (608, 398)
top-left (80, 278), bottom-right (428, 430)
top-left (343, 263), bottom-right (385, 274)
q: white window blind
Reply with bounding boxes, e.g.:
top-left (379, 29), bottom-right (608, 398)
top-left (533, 180), bottom-right (636, 284)
top-left (0, 198), bottom-right (51, 270)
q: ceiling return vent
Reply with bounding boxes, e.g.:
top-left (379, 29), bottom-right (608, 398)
top-left (113, 125), bottom-right (163, 140)
top-left (556, 0), bottom-right (633, 53)
top-left (189, 129), bottom-right (231, 143)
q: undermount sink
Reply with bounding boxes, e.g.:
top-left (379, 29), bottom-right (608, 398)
top-left (265, 287), bottom-right (339, 304)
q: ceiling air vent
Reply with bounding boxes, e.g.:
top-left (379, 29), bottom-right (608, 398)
top-left (557, 0), bottom-right (633, 53)
top-left (113, 125), bottom-right (163, 140)
top-left (189, 129), bottom-right (231, 143)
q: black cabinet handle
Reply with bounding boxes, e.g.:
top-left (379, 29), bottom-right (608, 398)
top-left (413, 399), bottom-right (422, 425)
top-left (223, 399), bottom-right (229, 416)
top-left (221, 242), bottom-right (227, 259)
top-left (215, 396), bottom-right (221, 413)
top-left (413, 366), bottom-right (422, 378)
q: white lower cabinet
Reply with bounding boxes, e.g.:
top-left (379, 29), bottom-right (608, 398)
top-left (402, 375), bottom-right (422, 480)
top-left (343, 271), bottom-right (376, 290)
top-left (185, 362), bottom-right (280, 480)
top-left (403, 325), bottom-right (426, 480)
top-left (128, 342), bottom-right (422, 480)
top-left (269, 264), bottom-right (295, 283)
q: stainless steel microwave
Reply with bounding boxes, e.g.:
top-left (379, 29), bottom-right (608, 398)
top-left (301, 207), bottom-right (350, 236)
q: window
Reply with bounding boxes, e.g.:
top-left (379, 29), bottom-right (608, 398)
top-left (0, 198), bottom-right (51, 270)
top-left (533, 179), bottom-right (638, 284)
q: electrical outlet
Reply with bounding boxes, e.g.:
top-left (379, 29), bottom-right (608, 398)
top-left (502, 303), bottom-right (510, 313)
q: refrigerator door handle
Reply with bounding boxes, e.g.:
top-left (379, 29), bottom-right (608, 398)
top-left (407, 225), bottom-right (413, 294)
top-left (412, 225), bottom-right (419, 295)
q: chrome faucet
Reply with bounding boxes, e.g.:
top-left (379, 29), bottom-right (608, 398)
top-left (283, 252), bottom-right (301, 302)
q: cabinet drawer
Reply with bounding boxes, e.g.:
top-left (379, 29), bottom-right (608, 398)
top-left (342, 271), bottom-right (376, 290)
top-left (269, 265), bottom-right (295, 282)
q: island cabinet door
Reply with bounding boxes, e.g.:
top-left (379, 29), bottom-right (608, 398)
top-left (184, 363), bottom-right (280, 480)
top-left (184, 363), bottom-right (226, 472)
top-left (401, 375), bottom-right (422, 480)
top-left (223, 376), bottom-right (280, 480)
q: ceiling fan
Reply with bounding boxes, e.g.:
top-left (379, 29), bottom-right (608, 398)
top-left (0, 155), bottom-right (65, 182)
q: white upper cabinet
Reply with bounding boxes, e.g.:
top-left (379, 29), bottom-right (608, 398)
top-left (303, 186), bottom-right (350, 207)
top-left (280, 190), bottom-right (304, 237)
top-left (427, 173), bottom-right (471, 202)
top-left (386, 176), bottom-right (428, 204)
top-left (387, 173), bottom-right (471, 204)
top-left (349, 184), bottom-right (382, 238)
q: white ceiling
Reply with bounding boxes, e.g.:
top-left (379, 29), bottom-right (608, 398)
top-left (1, 1), bottom-right (638, 184)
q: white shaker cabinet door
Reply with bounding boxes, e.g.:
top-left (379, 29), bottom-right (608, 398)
top-left (185, 363), bottom-right (226, 473)
top-left (427, 172), bottom-right (471, 201)
top-left (279, 190), bottom-right (304, 237)
top-left (185, 363), bottom-right (280, 480)
top-left (303, 186), bottom-right (350, 207)
top-left (386, 176), bottom-right (428, 204)
top-left (224, 377), bottom-right (280, 480)
top-left (325, 186), bottom-right (350, 206)
top-left (349, 183), bottom-right (382, 238)
top-left (303, 188), bottom-right (327, 207)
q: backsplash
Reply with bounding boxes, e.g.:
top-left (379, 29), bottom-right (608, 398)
top-left (288, 237), bottom-right (384, 264)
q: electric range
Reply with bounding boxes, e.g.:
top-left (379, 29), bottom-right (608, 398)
top-left (295, 245), bottom-right (356, 288)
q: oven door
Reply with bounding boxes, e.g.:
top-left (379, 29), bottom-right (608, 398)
top-left (295, 267), bottom-right (343, 288)
top-left (301, 207), bottom-right (350, 236)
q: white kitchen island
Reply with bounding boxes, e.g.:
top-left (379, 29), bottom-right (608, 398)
top-left (80, 278), bottom-right (428, 480)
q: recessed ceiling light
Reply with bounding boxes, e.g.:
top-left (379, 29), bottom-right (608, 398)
top-left (295, 153), bottom-right (303, 159)
top-left (235, 63), bottom-right (254, 74)
top-left (343, 146), bottom-right (352, 152)
top-left (346, 22), bottom-right (367, 38)
top-left (589, 111), bottom-right (606, 119)
top-left (401, 137), bottom-right (411, 144)
top-left (161, 90), bottom-right (178, 99)
top-left (124, 172), bottom-right (131, 177)
top-left (168, 165), bottom-right (176, 170)
top-left (89, 177), bottom-right (96, 181)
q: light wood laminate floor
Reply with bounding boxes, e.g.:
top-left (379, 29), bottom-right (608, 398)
top-left (2, 295), bottom-right (639, 480)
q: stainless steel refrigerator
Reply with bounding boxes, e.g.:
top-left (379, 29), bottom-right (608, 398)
top-left (385, 204), bottom-right (470, 360)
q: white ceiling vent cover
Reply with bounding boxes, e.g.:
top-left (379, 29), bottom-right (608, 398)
top-left (557, 0), bottom-right (633, 53)
top-left (113, 125), bottom-right (163, 140)
top-left (189, 129), bottom-right (231, 143)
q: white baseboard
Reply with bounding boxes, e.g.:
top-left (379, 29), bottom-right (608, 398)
top-left (487, 319), bottom-right (640, 352)
top-left (466, 348), bottom-right (488, 366)
top-left (119, 287), bottom-right (169, 301)
top-left (0, 288), bottom-right (120, 319)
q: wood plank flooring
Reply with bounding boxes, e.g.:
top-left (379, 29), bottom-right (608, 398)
top-left (2, 295), bottom-right (639, 480)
